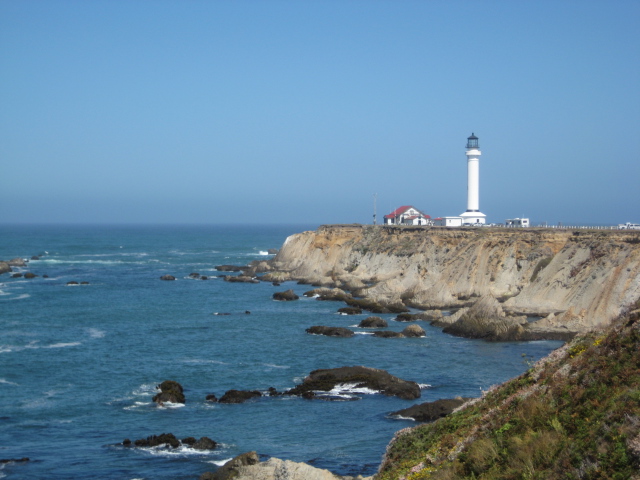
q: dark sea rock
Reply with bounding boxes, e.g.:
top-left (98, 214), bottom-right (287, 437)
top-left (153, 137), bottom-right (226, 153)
top-left (394, 313), bottom-right (418, 322)
top-left (152, 380), bottom-right (185, 404)
top-left (189, 272), bottom-right (200, 278)
top-left (23, 272), bottom-right (37, 279)
top-left (306, 326), bottom-right (355, 337)
top-left (224, 275), bottom-right (259, 284)
top-left (215, 265), bottom-right (247, 272)
top-left (0, 458), bottom-right (30, 464)
top-left (0, 262), bottom-right (11, 275)
top-left (11, 273), bottom-right (22, 278)
top-left (267, 248), bottom-right (279, 255)
top-left (160, 274), bottom-right (176, 281)
top-left (134, 433), bottom-right (180, 449)
top-left (338, 306), bottom-right (363, 315)
top-left (199, 451), bottom-right (260, 480)
top-left (31, 255), bottom-right (40, 260)
top-left (286, 365), bottom-right (421, 400)
top-left (373, 331), bottom-right (404, 338)
top-left (67, 281), bottom-right (79, 285)
top-left (391, 398), bottom-right (471, 422)
top-left (273, 289), bottom-right (299, 301)
top-left (358, 316), bottom-right (388, 328)
top-left (205, 394), bottom-right (218, 402)
top-left (219, 389), bottom-right (262, 404)
top-left (182, 436), bottom-right (217, 450)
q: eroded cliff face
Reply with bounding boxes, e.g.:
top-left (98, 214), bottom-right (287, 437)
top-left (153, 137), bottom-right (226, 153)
top-left (268, 225), bottom-right (640, 331)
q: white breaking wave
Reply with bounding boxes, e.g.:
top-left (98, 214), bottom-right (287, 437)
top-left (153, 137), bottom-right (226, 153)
top-left (354, 331), bottom-right (374, 335)
top-left (87, 328), bottom-right (106, 339)
top-left (419, 383), bottom-right (432, 389)
top-left (0, 293), bottom-right (31, 301)
top-left (0, 378), bottom-right (19, 386)
top-left (208, 457), bottom-right (233, 466)
top-left (44, 342), bottom-right (81, 349)
top-left (132, 383), bottom-right (157, 397)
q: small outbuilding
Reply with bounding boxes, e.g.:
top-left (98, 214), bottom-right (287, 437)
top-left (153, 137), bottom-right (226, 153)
top-left (433, 217), bottom-right (463, 227)
top-left (384, 206), bottom-right (431, 226)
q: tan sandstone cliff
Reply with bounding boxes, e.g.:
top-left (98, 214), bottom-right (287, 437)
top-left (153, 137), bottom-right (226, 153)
top-left (263, 225), bottom-right (640, 334)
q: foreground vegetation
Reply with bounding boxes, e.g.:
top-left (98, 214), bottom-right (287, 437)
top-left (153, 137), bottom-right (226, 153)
top-left (376, 298), bottom-right (640, 480)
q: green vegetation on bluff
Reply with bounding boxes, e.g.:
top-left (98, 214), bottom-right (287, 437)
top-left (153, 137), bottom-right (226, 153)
top-left (376, 298), bottom-right (640, 480)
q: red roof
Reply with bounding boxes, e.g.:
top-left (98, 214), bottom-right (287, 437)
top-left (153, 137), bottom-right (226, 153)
top-left (384, 205), bottom-right (430, 219)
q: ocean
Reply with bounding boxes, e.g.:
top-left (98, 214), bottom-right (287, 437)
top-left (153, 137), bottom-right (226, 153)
top-left (0, 224), bottom-right (564, 479)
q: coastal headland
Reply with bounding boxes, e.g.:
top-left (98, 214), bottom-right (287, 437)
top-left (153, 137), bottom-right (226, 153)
top-left (257, 225), bottom-right (640, 339)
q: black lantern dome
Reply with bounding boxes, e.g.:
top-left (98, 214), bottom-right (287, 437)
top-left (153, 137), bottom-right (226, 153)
top-left (466, 133), bottom-right (479, 149)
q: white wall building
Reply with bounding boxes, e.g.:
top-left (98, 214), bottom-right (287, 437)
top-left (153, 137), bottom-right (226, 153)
top-left (433, 217), bottom-right (463, 227)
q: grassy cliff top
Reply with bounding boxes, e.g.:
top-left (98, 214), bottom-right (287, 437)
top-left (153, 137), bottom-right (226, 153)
top-left (376, 298), bottom-right (640, 480)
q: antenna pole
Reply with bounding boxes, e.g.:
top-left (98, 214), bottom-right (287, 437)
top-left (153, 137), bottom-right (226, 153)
top-left (373, 193), bottom-right (377, 225)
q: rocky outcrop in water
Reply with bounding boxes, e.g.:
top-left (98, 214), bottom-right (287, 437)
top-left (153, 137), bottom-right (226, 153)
top-left (0, 262), bottom-right (10, 274)
top-left (306, 326), bottom-right (355, 337)
top-left (160, 274), bottom-right (176, 281)
top-left (219, 389), bottom-right (262, 404)
top-left (262, 225), bottom-right (640, 337)
top-left (152, 380), bottom-right (185, 404)
top-left (285, 366), bottom-right (420, 400)
top-left (124, 434), bottom-right (216, 450)
top-left (273, 289), bottom-right (299, 301)
top-left (358, 316), bottom-right (388, 328)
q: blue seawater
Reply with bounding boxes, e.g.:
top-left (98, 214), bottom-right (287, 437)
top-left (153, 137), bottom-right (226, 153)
top-left (0, 224), bottom-right (563, 479)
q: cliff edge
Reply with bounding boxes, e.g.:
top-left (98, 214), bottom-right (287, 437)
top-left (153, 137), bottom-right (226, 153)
top-left (263, 225), bottom-right (640, 336)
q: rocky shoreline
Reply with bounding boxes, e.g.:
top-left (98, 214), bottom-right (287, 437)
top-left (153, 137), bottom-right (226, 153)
top-left (249, 225), bottom-right (640, 341)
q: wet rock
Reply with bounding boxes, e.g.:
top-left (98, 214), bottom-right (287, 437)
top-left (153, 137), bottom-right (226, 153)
top-left (205, 394), bottom-right (218, 402)
top-left (0, 262), bottom-right (10, 275)
top-left (273, 289), bottom-right (299, 301)
top-left (267, 249), bottom-right (279, 255)
top-left (200, 276), bottom-right (208, 280)
top-left (24, 272), bottom-right (37, 279)
top-left (215, 265), bottom-right (247, 272)
top-left (80, 281), bottom-right (89, 285)
top-left (394, 313), bottom-right (418, 322)
top-left (160, 274), bottom-right (176, 281)
top-left (219, 389), bottom-right (262, 404)
top-left (11, 273), bottom-right (22, 278)
top-left (133, 433), bottom-right (180, 449)
top-left (0, 458), bottom-right (30, 464)
top-left (373, 331), bottom-right (405, 338)
top-left (67, 281), bottom-right (79, 285)
top-left (391, 397), bottom-right (471, 422)
top-left (193, 436), bottom-right (217, 450)
top-left (152, 380), bottom-right (185, 404)
top-left (224, 275), bottom-right (260, 284)
top-left (402, 324), bottom-right (426, 337)
top-left (358, 316), bottom-right (388, 328)
top-left (286, 365), bottom-right (421, 400)
top-left (31, 256), bottom-right (40, 260)
top-left (189, 272), bottom-right (201, 278)
top-left (306, 326), bottom-right (355, 337)
top-left (199, 451), bottom-right (260, 480)
top-left (338, 307), bottom-right (363, 315)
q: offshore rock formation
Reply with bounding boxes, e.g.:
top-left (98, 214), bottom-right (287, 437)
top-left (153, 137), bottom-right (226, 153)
top-left (263, 225), bottom-right (640, 336)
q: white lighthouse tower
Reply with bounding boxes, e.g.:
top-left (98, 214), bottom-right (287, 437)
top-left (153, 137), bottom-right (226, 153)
top-left (459, 133), bottom-right (486, 225)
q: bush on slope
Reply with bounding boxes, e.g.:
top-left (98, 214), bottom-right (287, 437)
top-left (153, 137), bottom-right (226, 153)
top-left (376, 298), bottom-right (640, 480)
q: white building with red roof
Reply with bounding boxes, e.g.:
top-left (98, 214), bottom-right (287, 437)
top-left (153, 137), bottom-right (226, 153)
top-left (384, 206), bottom-right (431, 226)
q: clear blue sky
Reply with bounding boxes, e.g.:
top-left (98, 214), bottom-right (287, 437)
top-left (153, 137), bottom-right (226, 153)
top-left (1, 0), bottom-right (638, 226)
